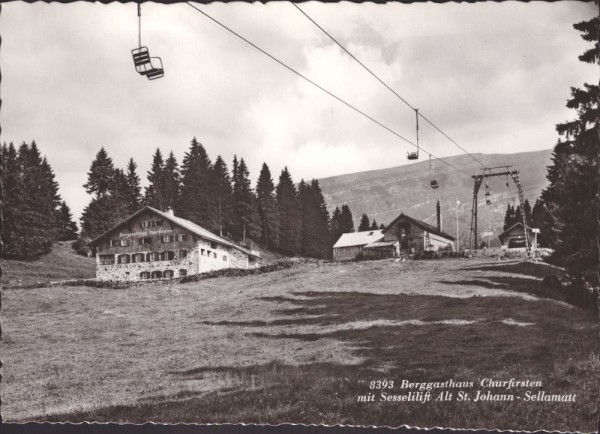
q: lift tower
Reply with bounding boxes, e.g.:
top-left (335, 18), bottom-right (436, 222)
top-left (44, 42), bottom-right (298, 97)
top-left (469, 166), bottom-right (529, 252)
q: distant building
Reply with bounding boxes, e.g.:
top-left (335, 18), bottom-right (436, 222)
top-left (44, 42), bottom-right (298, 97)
top-left (332, 230), bottom-right (385, 261)
top-left (88, 206), bottom-right (260, 281)
top-left (382, 213), bottom-right (455, 254)
top-left (498, 222), bottom-right (540, 250)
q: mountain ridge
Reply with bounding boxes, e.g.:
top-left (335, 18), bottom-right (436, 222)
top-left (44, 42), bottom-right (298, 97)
top-left (318, 149), bottom-right (553, 246)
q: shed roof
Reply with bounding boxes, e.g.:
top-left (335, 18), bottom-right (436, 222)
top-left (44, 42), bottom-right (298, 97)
top-left (333, 230), bottom-right (384, 249)
top-left (88, 206), bottom-right (259, 258)
top-left (383, 213), bottom-right (456, 241)
top-left (364, 240), bottom-right (398, 249)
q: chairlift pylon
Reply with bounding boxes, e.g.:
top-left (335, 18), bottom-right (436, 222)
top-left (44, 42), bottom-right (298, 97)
top-left (407, 108), bottom-right (420, 160)
top-left (131, 2), bottom-right (164, 80)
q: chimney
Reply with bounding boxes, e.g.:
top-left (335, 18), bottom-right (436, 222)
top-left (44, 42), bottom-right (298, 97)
top-left (436, 199), bottom-right (442, 232)
top-left (166, 207), bottom-right (174, 217)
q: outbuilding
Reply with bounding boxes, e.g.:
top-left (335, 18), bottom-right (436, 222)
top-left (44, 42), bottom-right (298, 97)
top-left (382, 213), bottom-right (455, 254)
top-left (332, 230), bottom-right (384, 261)
top-left (498, 222), bottom-right (540, 250)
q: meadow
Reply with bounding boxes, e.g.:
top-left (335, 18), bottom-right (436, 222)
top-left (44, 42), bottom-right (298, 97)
top-left (2, 256), bottom-right (598, 431)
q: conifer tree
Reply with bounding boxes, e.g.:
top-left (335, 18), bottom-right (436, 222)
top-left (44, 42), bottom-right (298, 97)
top-left (340, 204), bottom-right (355, 233)
top-left (370, 219), bottom-right (378, 230)
top-left (145, 148), bottom-right (165, 209)
top-left (83, 147), bottom-right (115, 197)
top-left (379, 223), bottom-right (386, 230)
top-left (358, 213), bottom-right (371, 232)
top-left (125, 158), bottom-right (142, 213)
top-left (162, 151), bottom-right (180, 211)
top-left (330, 206), bottom-right (343, 245)
top-left (256, 163), bottom-right (279, 248)
top-left (57, 201), bottom-right (78, 241)
top-left (0, 143), bottom-right (24, 258)
top-left (276, 167), bottom-right (301, 255)
top-left (233, 158), bottom-right (261, 242)
top-left (539, 16), bottom-right (598, 281)
top-left (178, 138), bottom-right (215, 228)
top-left (212, 156), bottom-right (233, 237)
top-left (310, 179), bottom-right (331, 258)
top-left (503, 204), bottom-right (515, 230)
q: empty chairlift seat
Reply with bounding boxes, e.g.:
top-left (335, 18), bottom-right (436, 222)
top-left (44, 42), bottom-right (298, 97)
top-left (430, 179), bottom-right (439, 189)
top-left (407, 151), bottom-right (419, 160)
top-left (131, 46), bottom-right (164, 80)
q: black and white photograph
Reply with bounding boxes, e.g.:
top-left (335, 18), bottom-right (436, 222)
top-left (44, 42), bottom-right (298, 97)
top-left (0, 0), bottom-right (599, 431)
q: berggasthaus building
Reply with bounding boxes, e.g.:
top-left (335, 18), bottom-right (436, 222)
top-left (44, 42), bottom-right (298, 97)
top-left (88, 206), bottom-right (260, 281)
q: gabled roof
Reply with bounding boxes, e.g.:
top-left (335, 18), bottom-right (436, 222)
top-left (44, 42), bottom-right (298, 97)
top-left (498, 222), bottom-right (539, 241)
top-left (383, 213), bottom-right (456, 241)
top-left (88, 206), bottom-right (259, 258)
top-left (333, 230), bottom-right (384, 249)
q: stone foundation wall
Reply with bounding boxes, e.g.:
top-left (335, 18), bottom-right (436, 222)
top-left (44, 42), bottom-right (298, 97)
top-left (96, 248), bottom-right (199, 281)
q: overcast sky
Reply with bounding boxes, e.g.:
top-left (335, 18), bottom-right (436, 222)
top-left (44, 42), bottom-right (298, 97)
top-left (1, 1), bottom-right (596, 220)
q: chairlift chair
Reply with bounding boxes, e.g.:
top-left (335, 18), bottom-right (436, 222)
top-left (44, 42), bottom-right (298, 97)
top-left (131, 3), bottom-right (164, 80)
top-left (485, 181), bottom-right (492, 205)
top-left (407, 151), bottom-right (419, 160)
top-left (407, 108), bottom-right (420, 161)
top-left (429, 155), bottom-right (439, 189)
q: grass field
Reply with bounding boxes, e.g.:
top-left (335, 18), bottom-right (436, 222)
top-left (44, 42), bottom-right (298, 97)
top-left (2, 257), bottom-right (599, 430)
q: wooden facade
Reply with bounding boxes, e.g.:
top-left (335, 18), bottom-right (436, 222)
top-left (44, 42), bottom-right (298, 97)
top-left (89, 206), bottom-right (260, 281)
top-left (382, 213), bottom-right (455, 254)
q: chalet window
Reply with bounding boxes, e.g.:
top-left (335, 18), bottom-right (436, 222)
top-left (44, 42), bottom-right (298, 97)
top-left (141, 237), bottom-right (152, 245)
top-left (160, 251), bottom-right (175, 261)
top-left (151, 270), bottom-right (163, 279)
top-left (179, 269), bottom-right (187, 277)
top-left (99, 254), bottom-right (115, 265)
top-left (223, 255), bottom-right (227, 261)
top-left (162, 235), bottom-right (173, 243)
top-left (207, 250), bottom-right (212, 257)
top-left (120, 239), bottom-right (129, 247)
top-left (164, 270), bottom-right (174, 278)
top-left (132, 253), bottom-right (145, 263)
top-left (140, 271), bottom-right (150, 279)
top-left (213, 252), bottom-right (217, 259)
top-left (110, 239), bottom-right (119, 247)
top-left (118, 254), bottom-right (130, 264)
top-left (201, 249), bottom-right (206, 256)
top-left (142, 221), bottom-right (150, 228)
top-left (147, 252), bottom-right (160, 262)
top-left (175, 234), bottom-right (187, 242)
top-left (155, 220), bottom-right (163, 227)
top-left (180, 249), bottom-right (188, 258)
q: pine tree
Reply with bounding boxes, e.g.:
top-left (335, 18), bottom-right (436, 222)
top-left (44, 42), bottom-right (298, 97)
top-left (256, 163), bottom-right (279, 249)
top-left (503, 204), bottom-right (515, 230)
top-left (145, 148), bottom-right (165, 210)
top-left (233, 158), bottom-right (261, 242)
top-left (379, 223), bottom-right (386, 230)
top-left (310, 179), bottom-right (331, 258)
top-left (330, 206), bottom-right (343, 244)
top-left (340, 204), bottom-right (355, 233)
top-left (0, 142), bottom-right (25, 258)
top-left (523, 199), bottom-right (532, 225)
top-left (125, 158), bottom-right (142, 214)
top-left (539, 16), bottom-right (598, 281)
top-left (276, 167), bottom-right (301, 255)
top-left (162, 151), bottom-right (180, 211)
top-left (370, 219), bottom-right (378, 230)
top-left (57, 201), bottom-right (78, 241)
top-left (212, 156), bottom-right (233, 237)
top-left (358, 213), bottom-right (371, 232)
top-left (178, 138), bottom-right (215, 229)
top-left (83, 147), bottom-right (115, 197)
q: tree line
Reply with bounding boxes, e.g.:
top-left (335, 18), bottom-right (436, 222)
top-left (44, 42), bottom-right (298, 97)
top-left (0, 141), bottom-right (78, 259)
top-left (78, 138), bottom-right (359, 259)
top-left (534, 16), bottom-right (598, 287)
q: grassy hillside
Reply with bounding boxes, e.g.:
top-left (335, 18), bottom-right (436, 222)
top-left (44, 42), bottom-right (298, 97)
top-left (1, 242), bottom-right (96, 287)
top-left (3, 257), bottom-right (598, 430)
top-left (319, 149), bottom-right (552, 243)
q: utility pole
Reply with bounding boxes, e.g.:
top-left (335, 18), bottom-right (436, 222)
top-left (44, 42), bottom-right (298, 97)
top-left (456, 199), bottom-right (460, 252)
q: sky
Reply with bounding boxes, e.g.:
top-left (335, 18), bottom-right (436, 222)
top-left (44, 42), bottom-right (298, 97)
top-left (1, 1), bottom-right (597, 220)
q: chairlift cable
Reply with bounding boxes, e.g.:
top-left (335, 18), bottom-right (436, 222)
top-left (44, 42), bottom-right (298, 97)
top-left (291, 2), bottom-right (489, 170)
top-left (185, 1), bottom-right (471, 177)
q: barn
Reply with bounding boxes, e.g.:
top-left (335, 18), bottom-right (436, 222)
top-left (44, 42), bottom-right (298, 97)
top-left (88, 206), bottom-right (260, 281)
top-left (498, 222), bottom-right (540, 250)
top-left (382, 213), bottom-right (455, 254)
top-left (332, 230), bottom-right (384, 261)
